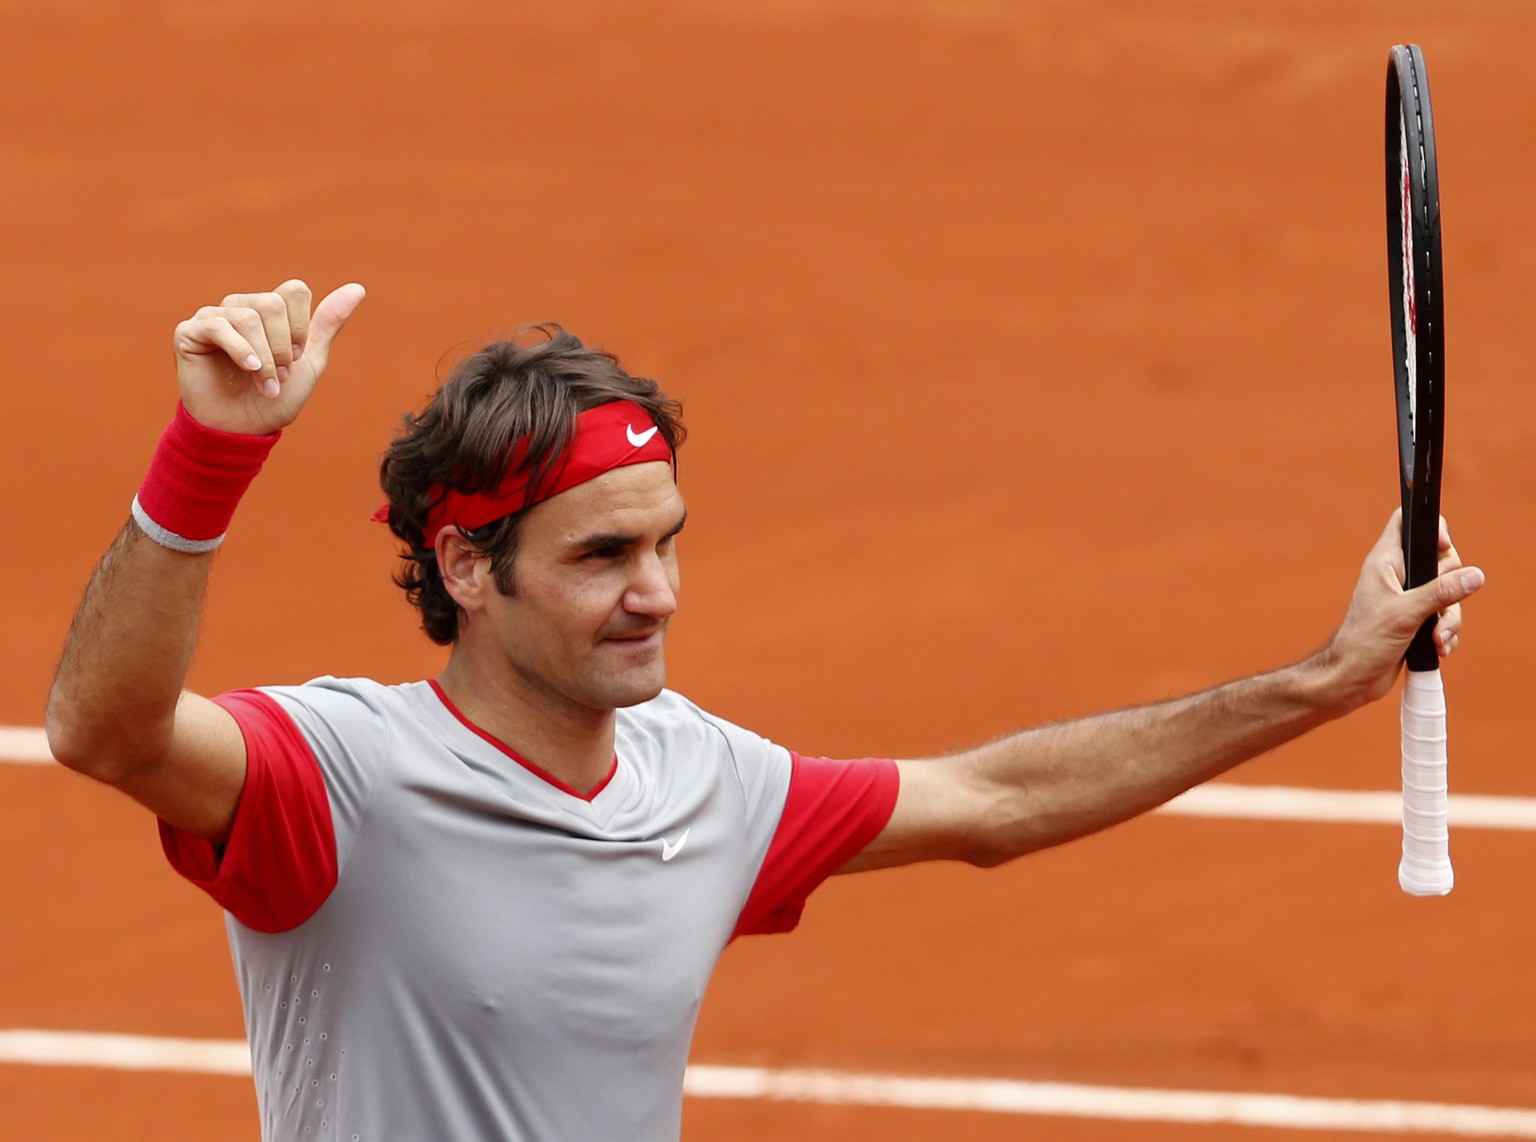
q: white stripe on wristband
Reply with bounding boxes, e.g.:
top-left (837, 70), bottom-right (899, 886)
top-left (131, 494), bottom-right (227, 554)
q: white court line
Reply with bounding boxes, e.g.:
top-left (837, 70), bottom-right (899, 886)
top-left (3, 1031), bottom-right (1536, 1137)
top-left (16, 730), bottom-right (1536, 830)
top-left (687, 1066), bottom-right (1536, 1137)
top-left (1158, 784), bottom-right (1536, 831)
top-left (0, 726), bottom-right (51, 764)
top-left (0, 1030), bottom-right (250, 1074)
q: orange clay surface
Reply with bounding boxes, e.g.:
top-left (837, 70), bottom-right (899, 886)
top-left (3, 2), bottom-right (1536, 1138)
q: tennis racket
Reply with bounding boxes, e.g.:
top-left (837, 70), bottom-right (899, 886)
top-left (1385, 44), bottom-right (1451, 896)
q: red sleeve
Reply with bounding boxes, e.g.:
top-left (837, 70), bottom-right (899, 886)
top-left (733, 752), bottom-right (899, 938)
top-left (157, 689), bottom-right (338, 934)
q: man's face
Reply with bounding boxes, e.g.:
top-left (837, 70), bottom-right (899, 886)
top-left (475, 460), bottom-right (686, 715)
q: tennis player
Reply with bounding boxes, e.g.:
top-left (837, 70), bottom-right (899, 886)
top-left (47, 280), bottom-right (1483, 1141)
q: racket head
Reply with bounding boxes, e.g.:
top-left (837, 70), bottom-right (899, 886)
top-left (1385, 43), bottom-right (1446, 672)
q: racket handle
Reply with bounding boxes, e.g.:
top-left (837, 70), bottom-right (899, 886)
top-left (1399, 668), bottom-right (1452, 896)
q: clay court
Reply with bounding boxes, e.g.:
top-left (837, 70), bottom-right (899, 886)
top-left (4, 1), bottom-right (1536, 1137)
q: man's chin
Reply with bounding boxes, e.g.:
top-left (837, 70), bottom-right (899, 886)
top-left (598, 663), bottom-right (667, 709)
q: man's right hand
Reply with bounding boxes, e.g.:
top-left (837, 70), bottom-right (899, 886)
top-left (1318, 511), bottom-right (1484, 712)
top-left (175, 280), bottom-right (366, 435)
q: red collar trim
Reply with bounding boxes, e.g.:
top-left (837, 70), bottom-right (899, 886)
top-left (427, 679), bottom-right (618, 803)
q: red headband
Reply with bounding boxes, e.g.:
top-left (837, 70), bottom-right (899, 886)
top-left (373, 400), bottom-right (673, 544)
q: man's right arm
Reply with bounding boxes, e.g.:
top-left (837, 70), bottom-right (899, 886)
top-left (47, 523), bottom-right (248, 842)
top-left (45, 279), bottom-right (365, 844)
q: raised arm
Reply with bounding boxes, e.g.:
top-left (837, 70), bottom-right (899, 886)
top-left (845, 515), bottom-right (1485, 872)
top-left (46, 280), bottom-right (365, 843)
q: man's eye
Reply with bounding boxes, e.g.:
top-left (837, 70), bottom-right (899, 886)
top-left (583, 546), bottom-right (623, 561)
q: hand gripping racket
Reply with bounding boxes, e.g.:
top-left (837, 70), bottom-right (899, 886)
top-left (1385, 44), bottom-right (1451, 896)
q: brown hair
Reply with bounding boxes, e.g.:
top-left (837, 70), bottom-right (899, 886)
top-left (379, 324), bottom-right (685, 644)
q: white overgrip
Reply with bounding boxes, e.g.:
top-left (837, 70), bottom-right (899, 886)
top-left (1399, 668), bottom-right (1452, 896)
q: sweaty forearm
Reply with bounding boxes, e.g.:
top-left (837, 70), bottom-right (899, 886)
top-left (47, 521), bottom-right (215, 779)
top-left (854, 516), bottom-right (1481, 876)
top-left (48, 395), bottom-right (282, 779)
top-left (963, 654), bottom-right (1347, 863)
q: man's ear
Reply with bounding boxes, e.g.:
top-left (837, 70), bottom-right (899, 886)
top-left (435, 528), bottom-right (490, 611)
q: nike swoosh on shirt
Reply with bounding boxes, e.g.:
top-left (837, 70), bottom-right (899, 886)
top-left (627, 424), bottom-right (660, 448)
top-left (661, 828), bottom-right (690, 862)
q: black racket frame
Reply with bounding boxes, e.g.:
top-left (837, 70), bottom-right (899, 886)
top-left (1386, 43), bottom-right (1446, 673)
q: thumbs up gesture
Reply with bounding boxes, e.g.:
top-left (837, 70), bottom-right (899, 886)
top-left (173, 279), bottom-right (366, 434)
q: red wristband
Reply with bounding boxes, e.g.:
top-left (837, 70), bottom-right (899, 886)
top-left (131, 403), bottom-right (281, 553)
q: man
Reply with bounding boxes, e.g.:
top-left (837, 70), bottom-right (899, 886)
top-left (48, 280), bottom-right (1483, 1141)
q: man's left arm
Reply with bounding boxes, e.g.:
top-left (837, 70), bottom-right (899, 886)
top-left (842, 513), bottom-right (1485, 873)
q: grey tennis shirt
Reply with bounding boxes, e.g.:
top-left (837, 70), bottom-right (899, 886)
top-left (160, 677), bottom-right (898, 1141)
